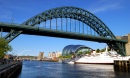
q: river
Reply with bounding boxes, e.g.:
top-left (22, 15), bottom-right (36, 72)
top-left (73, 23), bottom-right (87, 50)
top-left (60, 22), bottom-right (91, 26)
top-left (17, 61), bottom-right (130, 78)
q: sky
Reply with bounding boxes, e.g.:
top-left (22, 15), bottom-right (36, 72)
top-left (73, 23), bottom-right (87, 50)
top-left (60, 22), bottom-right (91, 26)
top-left (0, 0), bottom-right (130, 56)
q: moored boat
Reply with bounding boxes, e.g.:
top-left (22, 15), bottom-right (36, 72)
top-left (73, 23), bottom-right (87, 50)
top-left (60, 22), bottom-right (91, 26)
top-left (62, 50), bottom-right (130, 64)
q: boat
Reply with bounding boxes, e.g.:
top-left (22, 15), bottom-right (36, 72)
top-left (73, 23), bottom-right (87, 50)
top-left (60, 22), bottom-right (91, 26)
top-left (62, 47), bottom-right (130, 64)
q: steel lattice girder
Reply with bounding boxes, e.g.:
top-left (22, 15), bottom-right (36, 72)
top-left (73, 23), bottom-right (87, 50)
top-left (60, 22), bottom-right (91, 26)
top-left (22, 6), bottom-right (115, 38)
top-left (3, 6), bottom-right (127, 56)
top-left (107, 42), bottom-right (126, 56)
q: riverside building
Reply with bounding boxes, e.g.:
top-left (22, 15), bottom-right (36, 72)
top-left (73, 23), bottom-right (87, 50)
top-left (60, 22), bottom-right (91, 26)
top-left (37, 52), bottom-right (44, 60)
top-left (48, 51), bottom-right (62, 58)
top-left (62, 45), bottom-right (93, 56)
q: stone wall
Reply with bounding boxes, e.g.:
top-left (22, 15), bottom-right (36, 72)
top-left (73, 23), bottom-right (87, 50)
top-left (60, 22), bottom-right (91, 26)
top-left (126, 34), bottom-right (130, 56)
top-left (0, 61), bottom-right (22, 78)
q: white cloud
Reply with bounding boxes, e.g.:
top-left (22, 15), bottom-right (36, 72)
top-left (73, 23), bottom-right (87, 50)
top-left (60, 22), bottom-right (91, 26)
top-left (89, 1), bottom-right (122, 13)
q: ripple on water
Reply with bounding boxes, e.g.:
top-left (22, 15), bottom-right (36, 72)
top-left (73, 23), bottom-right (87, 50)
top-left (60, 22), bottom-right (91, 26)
top-left (18, 61), bottom-right (130, 78)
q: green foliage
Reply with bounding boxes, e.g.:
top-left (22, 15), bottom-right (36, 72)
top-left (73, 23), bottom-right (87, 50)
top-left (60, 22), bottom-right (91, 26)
top-left (96, 49), bottom-right (100, 53)
top-left (100, 48), bottom-right (105, 52)
top-left (78, 52), bottom-right (83, 55)
top-left (85, 51), bottom-right (91, 54)
top-left (58, 56), bottom-right (63, 58)
top-left (0, 38), bottom-right (12, 58)
top-left (59, 54), bottom-right (73, 59)
top-left (63, 54), bottom-right (72, 58)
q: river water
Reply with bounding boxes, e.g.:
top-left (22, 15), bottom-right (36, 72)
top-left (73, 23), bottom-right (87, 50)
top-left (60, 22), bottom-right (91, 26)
top-left (18, 61), bottom-right (130, 78)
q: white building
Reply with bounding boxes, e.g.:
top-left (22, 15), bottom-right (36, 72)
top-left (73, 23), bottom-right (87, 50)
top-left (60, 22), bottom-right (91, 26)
top-left (37, 52), bottom-right (44, 60)
top-left (48, 51), bottom-right (62, 58)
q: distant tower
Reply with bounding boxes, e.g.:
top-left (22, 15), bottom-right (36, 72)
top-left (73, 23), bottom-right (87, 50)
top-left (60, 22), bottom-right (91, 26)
top-left (48, 52), bottom-right (50, 57)
top-left (50, 52), bottom-right (52, 58)
top-left (38, 52), bottom-right (44, 60)
top-left (48, 52), bottom-right (51, 58)
top-left (56, 51), bottom-right (58, 57)
top-left (48, 51), bottom-right (61, 58)
top-left (43, 52), bottom-right (44, 58)
top-left (55, 51), bottom-right (62, 57)
top-left (52, 52), bottom-right (56, 58)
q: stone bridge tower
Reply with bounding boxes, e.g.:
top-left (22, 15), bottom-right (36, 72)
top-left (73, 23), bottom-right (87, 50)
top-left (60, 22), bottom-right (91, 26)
top-left (125, 34), bottom-right (130, 55)
top-left (116, 34), bottom-right (130, 56)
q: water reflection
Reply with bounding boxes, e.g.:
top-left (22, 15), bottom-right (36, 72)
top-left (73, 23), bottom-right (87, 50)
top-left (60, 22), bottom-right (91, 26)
top-left (18, 61), bottom-right (130, 78)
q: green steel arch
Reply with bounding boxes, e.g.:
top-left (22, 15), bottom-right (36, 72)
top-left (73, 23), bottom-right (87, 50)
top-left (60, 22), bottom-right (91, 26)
top-left (22, 6), bottom-right (115, 38)
top-left (3, 6), bottom-right (126, 56)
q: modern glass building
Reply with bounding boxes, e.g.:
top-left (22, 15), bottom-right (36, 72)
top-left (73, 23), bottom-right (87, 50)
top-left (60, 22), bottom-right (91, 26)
top-left (62, 45), bottom-right (93, 56)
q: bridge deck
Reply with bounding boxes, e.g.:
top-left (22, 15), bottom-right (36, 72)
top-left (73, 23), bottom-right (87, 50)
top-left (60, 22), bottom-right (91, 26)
top-left (0, 22), bottom-right (128, 43)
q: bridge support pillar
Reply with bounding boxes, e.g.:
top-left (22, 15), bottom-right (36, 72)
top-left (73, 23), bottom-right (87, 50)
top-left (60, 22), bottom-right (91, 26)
top-left (125, 34), bottom-right (130, 56)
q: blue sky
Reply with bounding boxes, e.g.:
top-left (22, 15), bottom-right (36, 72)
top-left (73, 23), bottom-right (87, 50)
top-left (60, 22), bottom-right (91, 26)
top-left (0, 0), bottom-right (130, 56)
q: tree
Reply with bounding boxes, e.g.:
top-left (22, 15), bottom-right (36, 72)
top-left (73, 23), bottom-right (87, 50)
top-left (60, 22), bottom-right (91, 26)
top-left (96, 49), bottom-right (100, 53)
top-left (59, 54), bottom-right (73, 59)
top-left (85, 51), bottom-right (91, 54)
top-left (63, 54), bottom-right (72, 58)
top-left (58, 56), bottom-right (63, 59)
top-left (100, 48), bottom-right (105, 52)
top-left (0, 38), bottom-right (12, 58)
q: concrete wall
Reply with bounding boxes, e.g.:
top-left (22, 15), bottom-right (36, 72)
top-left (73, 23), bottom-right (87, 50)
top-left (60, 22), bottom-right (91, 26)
top-left (0, 62), bottom-right (22, 78)
top-left (126, 34), bottom-right (130, 56)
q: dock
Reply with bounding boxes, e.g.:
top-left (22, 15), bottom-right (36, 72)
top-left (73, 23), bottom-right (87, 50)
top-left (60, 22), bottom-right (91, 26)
top-left (114, 59), bottom-right (130, 72)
